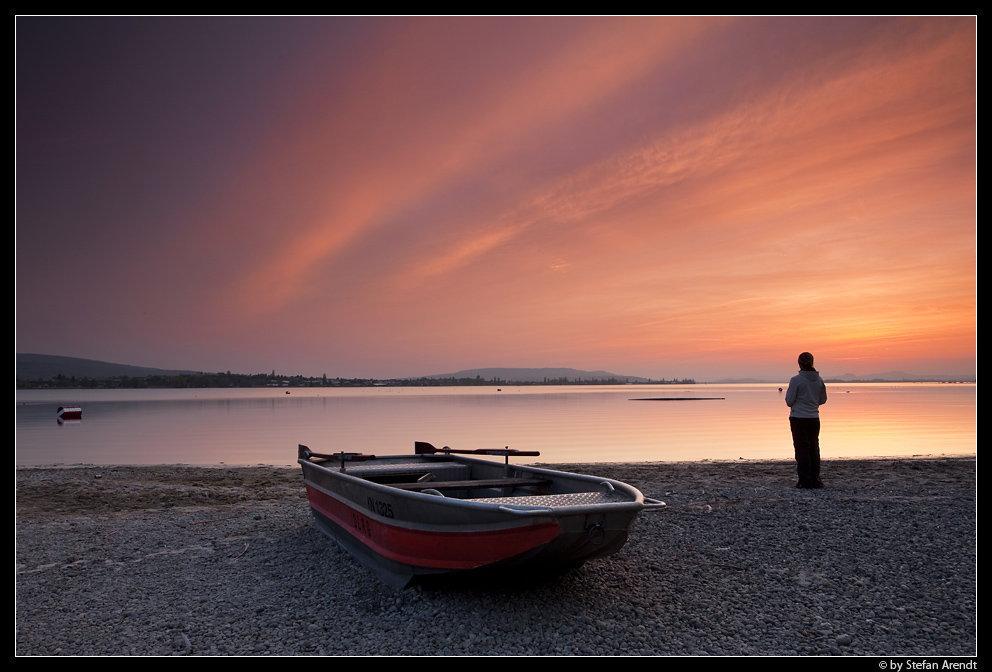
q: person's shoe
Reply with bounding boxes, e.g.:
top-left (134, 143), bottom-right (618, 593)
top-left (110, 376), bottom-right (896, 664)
top-left (812, 479), bottom-right (825, 489)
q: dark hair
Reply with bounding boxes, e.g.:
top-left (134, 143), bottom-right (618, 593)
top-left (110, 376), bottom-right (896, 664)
top-left (798, 352), bottom-right (815, 370)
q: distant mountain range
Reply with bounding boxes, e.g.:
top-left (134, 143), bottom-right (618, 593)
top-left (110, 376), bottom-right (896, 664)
top-left (711, 371), bottom-right (975, 384)
top-left (15, 353), bottom-right (199, 381)
top-left (15, 355), bottom-right (652, 384)
top-left (16, 353), bottom-right (973, 384)
top-left (17, 356), bottom-right (660, 385)
top-left (825, 371), bottom-right (975, 383)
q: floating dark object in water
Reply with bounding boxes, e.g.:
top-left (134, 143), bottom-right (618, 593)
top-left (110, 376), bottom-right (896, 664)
top-left (57, 406), bottom-right (82, 424)
top-left (628, 397), bottom-right (725, 401)
top-left (779, 387), bottom-right (783, 392)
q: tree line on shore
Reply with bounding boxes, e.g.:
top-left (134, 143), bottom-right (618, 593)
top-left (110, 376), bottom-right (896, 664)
top-left (17, 372), bottom-right (695, 389)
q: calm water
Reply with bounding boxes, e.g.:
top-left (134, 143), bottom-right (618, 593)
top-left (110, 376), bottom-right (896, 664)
top-left (15, 384), bottom-right (976, 467)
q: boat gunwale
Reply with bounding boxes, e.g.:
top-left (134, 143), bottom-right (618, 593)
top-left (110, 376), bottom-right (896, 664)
top-left (298, 453), bottom-right (646, 516)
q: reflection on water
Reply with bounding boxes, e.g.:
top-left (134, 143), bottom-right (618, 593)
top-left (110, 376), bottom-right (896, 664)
top-left (15, 384), bottom-right (976, 466)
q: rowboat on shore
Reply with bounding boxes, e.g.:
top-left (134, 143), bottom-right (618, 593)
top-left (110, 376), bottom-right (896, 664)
top-left (298, 442), bottom-right (664, 588)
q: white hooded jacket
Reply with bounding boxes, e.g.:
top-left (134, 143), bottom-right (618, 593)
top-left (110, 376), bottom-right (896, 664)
top-left (785, 369), bottom-right (827, 418)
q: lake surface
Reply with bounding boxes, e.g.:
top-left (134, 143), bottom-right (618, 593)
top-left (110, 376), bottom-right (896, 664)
top-left (15, 384), bottom-right (976, 467)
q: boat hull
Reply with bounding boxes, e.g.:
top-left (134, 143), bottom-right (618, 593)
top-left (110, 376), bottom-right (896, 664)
top-left (299, 450), bottom-right (647, 588)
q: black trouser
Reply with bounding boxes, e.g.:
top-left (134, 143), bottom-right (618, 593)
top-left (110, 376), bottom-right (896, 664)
top-left (790, 417), bottom-right (821, 486)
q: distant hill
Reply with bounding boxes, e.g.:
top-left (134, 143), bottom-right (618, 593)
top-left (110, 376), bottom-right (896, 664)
top-left (828, 371), bottom-right (973, 382)
top-left (16, 353), bottom-right (199, 381)
top-left (824, 372), bottom-right (975, 383)
top-left (415, 367), bottom-right (651, 383)
top-left (710, 371), bottom-right (975, 384)
top-left (15, 356), bottom-right (654, 385)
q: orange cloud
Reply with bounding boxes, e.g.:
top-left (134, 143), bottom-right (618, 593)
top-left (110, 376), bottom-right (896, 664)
top-left (195, 18), bottom-right (728, 319)
top-left (176, 18), bottom-right (973, 378)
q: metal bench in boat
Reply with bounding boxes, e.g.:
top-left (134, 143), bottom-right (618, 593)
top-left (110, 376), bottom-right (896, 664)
top-left (350, 463), bottom-right (552, 498)
top-left (314, 444), bottom-right (554, 498)
top-left (390, 476), bottom-right (551, 491)
top-left (344, 460), bottom-right (472, 484)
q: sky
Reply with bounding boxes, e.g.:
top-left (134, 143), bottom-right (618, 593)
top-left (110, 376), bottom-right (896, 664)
top-left (15, 17), bottom-right (976, 382)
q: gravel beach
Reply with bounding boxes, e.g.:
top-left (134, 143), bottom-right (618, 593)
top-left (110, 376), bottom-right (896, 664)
top-left (16, 456), bottom-right (976, 656)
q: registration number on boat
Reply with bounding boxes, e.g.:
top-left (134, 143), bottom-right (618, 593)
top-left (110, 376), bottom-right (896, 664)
top-left (367, 496), bottom-right (395, 519)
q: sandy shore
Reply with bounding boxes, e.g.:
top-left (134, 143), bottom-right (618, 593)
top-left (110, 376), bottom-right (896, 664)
top-left (16, 456), bottom-right (976, 655)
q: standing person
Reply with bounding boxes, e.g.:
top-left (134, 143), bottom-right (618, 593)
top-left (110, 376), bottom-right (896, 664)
top-left (785, 352), bottom-right (828, 489)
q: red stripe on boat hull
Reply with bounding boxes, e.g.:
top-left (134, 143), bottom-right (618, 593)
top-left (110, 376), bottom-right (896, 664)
top-left (306, 485), bottom-right (560, 570)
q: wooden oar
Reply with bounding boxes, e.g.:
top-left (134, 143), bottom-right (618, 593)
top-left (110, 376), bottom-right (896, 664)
top-left (298, 444), bottom-right (375, 471)
top-left (415, 441), bottom-right (540, 457)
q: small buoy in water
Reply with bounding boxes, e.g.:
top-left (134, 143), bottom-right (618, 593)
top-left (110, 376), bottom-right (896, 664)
top-left (778, 387), bottom-right (783, 392)
top-left (57, 406), bottom-right (82, 425)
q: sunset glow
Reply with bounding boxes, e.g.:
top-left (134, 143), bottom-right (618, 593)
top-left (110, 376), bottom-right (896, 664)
top-left (16, 17), bottom-right (975, 381)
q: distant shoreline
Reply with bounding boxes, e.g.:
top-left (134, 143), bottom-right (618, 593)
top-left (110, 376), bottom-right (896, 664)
top-left (16, 379), bottom-right (977, 391)
top-left (16, 353), bottom-right (975, 389)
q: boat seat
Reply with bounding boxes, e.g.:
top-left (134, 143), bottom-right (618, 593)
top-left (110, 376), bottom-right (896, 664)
top-left (345, 462), bottom-right (472, 485)
top-left (390, 477), bottom-right (551, 492)
top-left (468, 491), bottom-right (630, 506)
